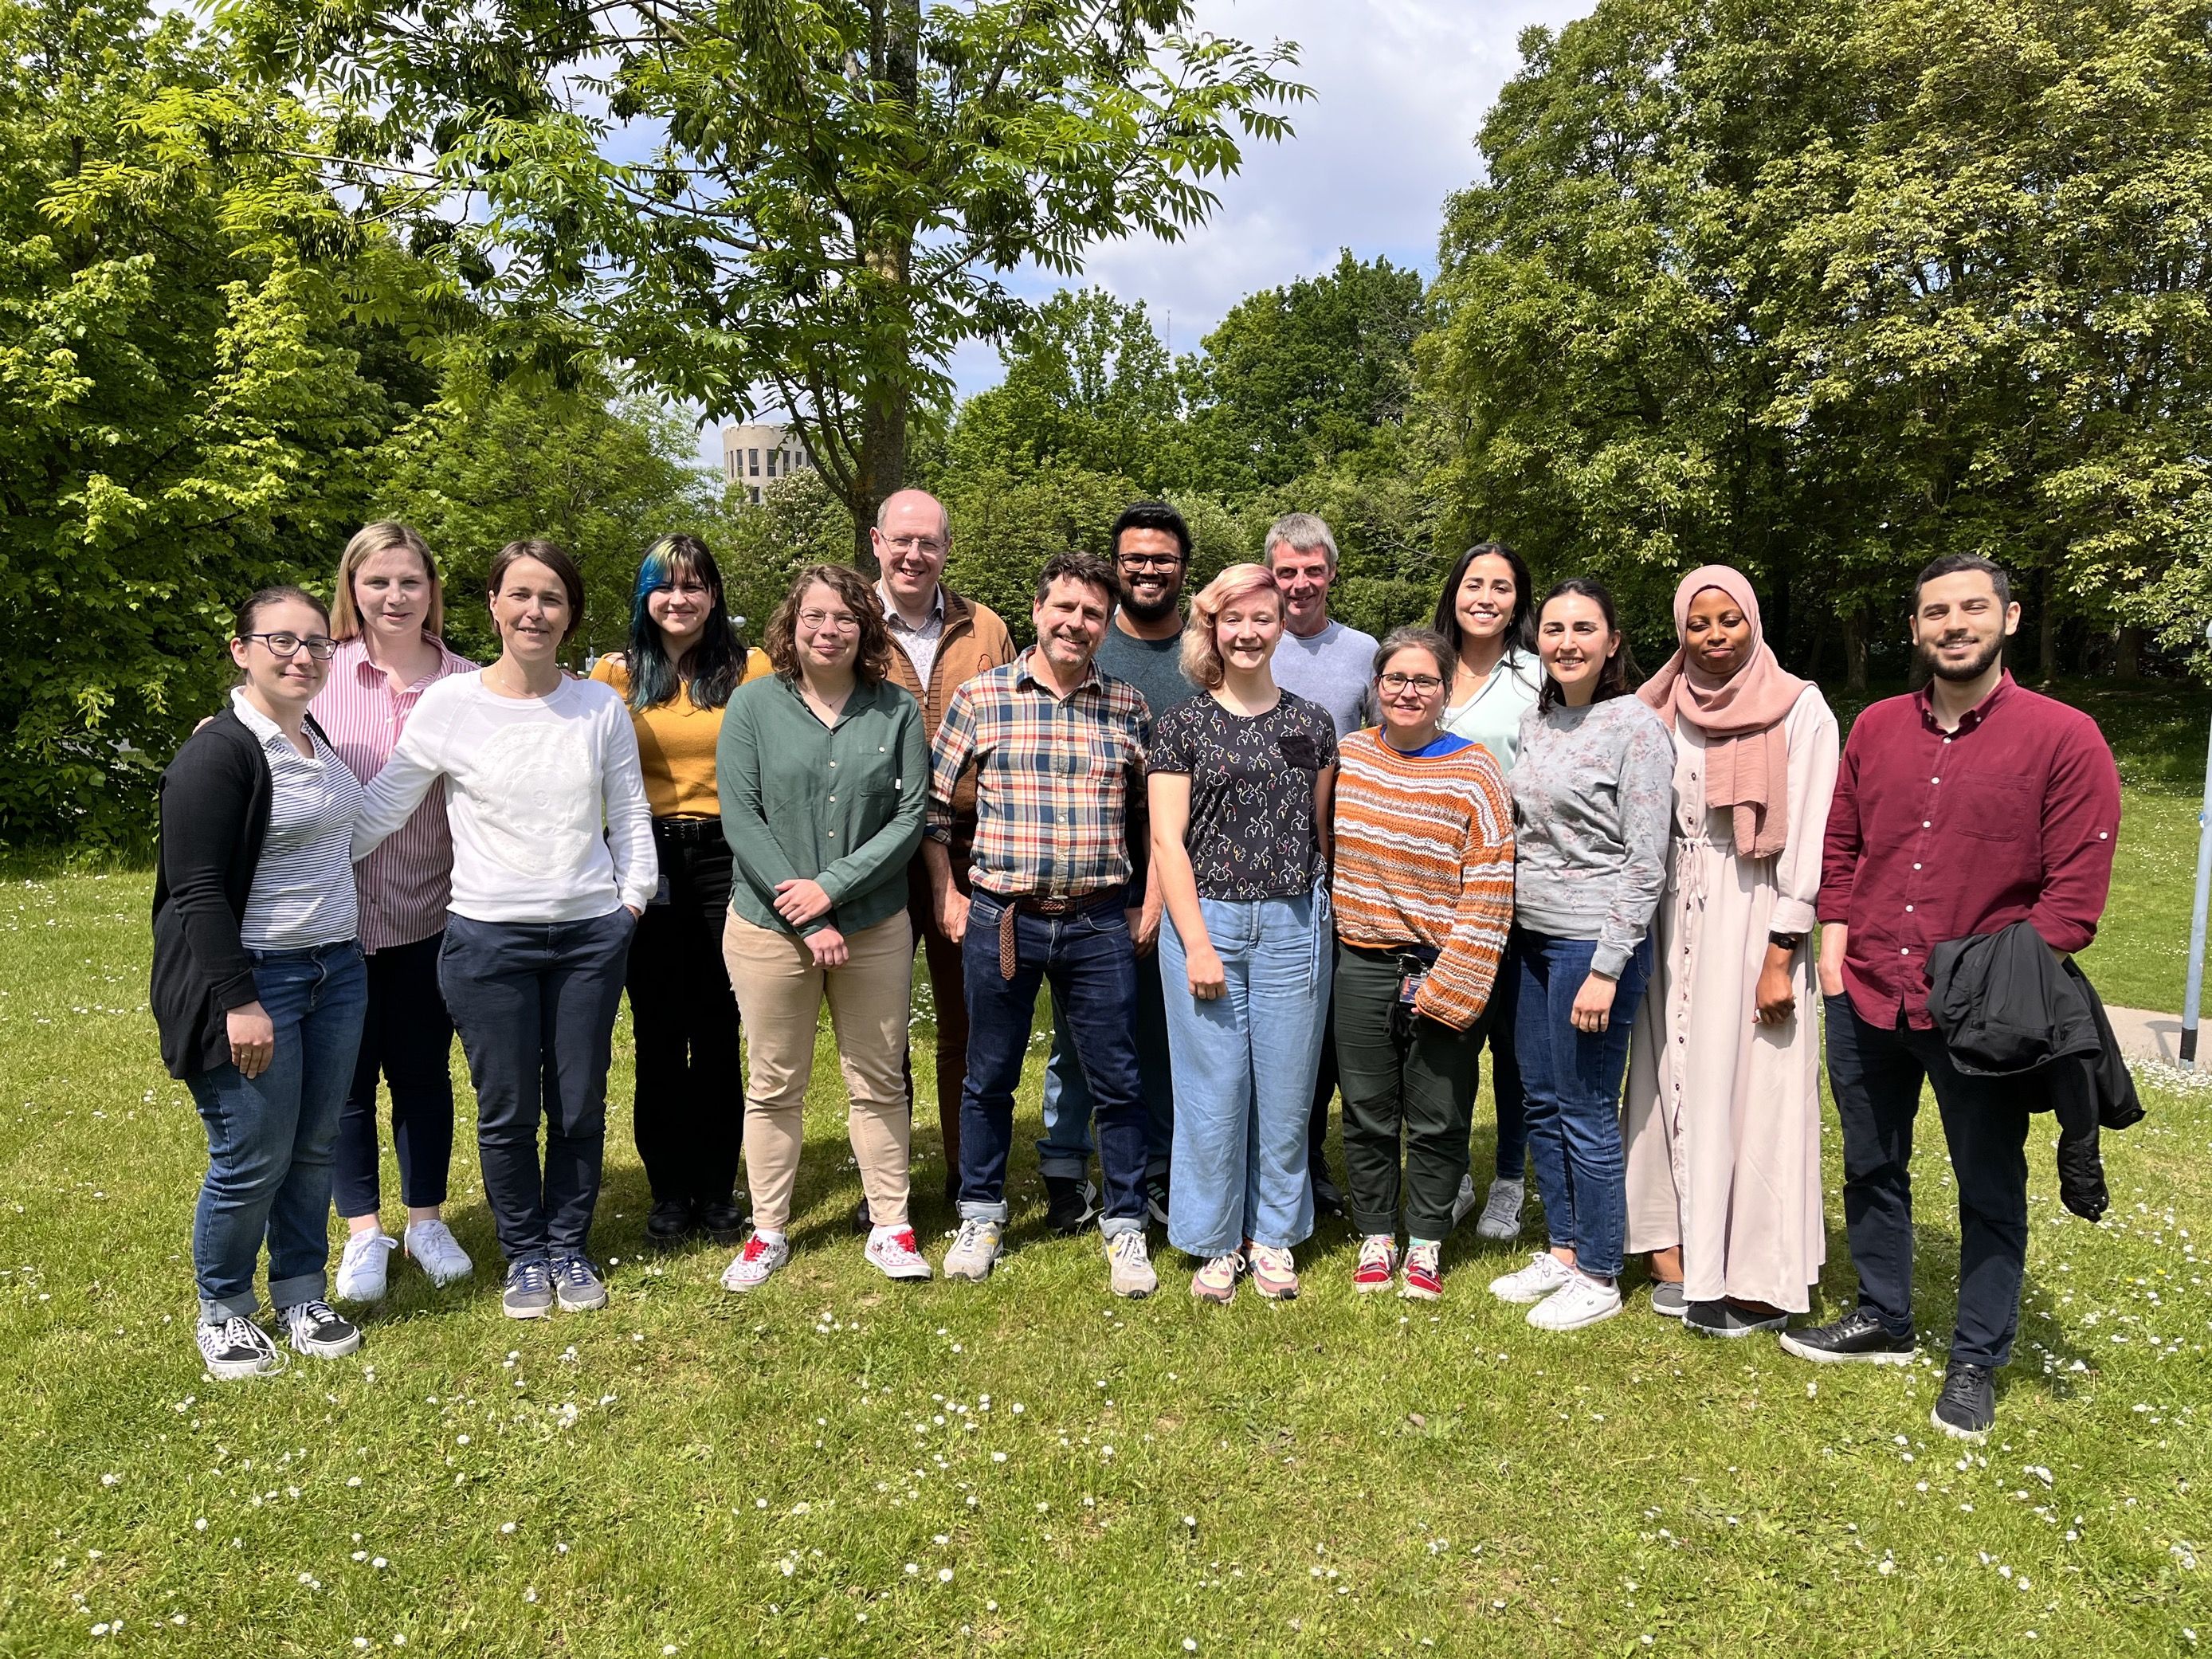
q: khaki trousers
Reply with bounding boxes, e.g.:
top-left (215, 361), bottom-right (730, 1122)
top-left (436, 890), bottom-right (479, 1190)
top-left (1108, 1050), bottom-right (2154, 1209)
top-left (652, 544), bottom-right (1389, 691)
top-left (722, 909), bottom-right (914, 1231)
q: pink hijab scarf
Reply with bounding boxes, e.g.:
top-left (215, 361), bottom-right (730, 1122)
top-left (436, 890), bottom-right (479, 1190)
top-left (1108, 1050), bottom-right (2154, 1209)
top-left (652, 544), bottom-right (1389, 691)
top-left (1638, 564), bottom-right (1808, 860)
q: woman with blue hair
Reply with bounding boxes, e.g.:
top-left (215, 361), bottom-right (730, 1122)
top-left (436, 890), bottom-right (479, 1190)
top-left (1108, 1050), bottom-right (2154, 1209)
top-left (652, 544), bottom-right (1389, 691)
top-left (591, 535), bottom-right (770, 1250)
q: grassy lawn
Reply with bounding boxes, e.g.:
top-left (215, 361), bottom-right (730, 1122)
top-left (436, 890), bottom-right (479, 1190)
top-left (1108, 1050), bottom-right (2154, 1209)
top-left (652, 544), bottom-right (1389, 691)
top-left (2, 680), bottom-right (2209, 1657)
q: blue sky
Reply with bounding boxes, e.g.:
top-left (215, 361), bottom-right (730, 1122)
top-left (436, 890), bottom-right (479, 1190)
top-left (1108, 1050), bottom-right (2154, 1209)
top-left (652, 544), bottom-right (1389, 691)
top-left (694, 0), bottom-right (1593, 469)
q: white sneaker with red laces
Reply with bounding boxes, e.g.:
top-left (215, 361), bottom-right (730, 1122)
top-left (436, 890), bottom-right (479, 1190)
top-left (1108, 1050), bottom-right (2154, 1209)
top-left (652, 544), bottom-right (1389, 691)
top-left (720, 1231), bottom-right (790, 1292)
top-left (865, 1226), bottom-right (933, 1281)
top-left (1353, 1235), bottom-right (1399, 1293)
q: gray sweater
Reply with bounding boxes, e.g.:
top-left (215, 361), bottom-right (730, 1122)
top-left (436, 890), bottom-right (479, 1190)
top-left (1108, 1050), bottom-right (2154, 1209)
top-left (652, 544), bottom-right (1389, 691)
top-left (1510, 694), bottom-right (1673, 977)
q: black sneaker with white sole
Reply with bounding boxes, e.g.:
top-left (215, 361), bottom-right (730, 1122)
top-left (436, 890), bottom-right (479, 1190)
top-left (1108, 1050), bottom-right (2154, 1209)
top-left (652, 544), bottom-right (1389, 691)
top-left (196, 1316), bottom-right (282, 1379)
top-left (1043, 1174), bottom-right (1100, 1234)
top-left (551, 1253), bottom-right (609, 1312)
top-left (1932, 1359), bottom-right (1997, 1441)
top-left (1145, 1171), bottom-right (1171, 1229)
top-left (1778, 1306), bottom-right (1916, 1365)
top-left (283, 1300), bottom-right (362, 1359)
top-left (1685, 1300), bottom-right (1788, 1339)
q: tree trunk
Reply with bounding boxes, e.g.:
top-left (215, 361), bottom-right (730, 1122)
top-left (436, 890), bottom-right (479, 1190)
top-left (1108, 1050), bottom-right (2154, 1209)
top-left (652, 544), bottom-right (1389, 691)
top-left (848, 0), bottom-right (920, 578)
top-left (2036, 570), bottom-right (2057, 685)
top-left (1842, 602), bottom-right (1869, 692)
top-left (2116, 624), bottom-right (2142, 679)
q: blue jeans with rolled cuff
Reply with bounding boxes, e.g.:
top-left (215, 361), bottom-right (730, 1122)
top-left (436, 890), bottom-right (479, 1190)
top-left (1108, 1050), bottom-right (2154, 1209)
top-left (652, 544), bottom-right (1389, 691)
top-left (187, 940), bottom-right (368, 1324)
top-left (1515, 929), bottom-right (1653, 1282)
top-left (1158, 891), bottom-right (1329, 1258)
top-left (959, 889), bottom-right (1149, 1236)
top-left (1037, 949), bottom-right (1175, 1182)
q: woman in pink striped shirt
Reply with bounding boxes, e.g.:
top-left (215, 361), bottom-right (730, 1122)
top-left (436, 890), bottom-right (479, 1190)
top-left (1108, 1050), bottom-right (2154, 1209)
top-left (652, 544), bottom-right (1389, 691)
top-left (313, 523), bottom-right (478, 1303)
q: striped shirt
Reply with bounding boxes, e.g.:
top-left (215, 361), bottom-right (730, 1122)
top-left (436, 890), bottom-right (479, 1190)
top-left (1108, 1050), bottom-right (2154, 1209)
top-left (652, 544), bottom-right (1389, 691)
top-left (230, 689), bottom-right (366, 952)
top-left (312, 636), bottom-right (475, 951)
top-left (1330, 728), bottom-right (1515, 1030)
top-left (926, 650), bottom-right (1151, 899)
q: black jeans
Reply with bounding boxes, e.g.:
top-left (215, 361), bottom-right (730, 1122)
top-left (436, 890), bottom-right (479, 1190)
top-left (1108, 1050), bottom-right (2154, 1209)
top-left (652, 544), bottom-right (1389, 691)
top-left (1334, 943), bottom-right (1483, 1241)
top-left (440, 908), bottom-right (636, 1264)
top-left (1825, 993), bottom-right (2035, 1369)
top-left (626, 819), bottom-right (743, 1206)
top-left (332, 932), bottom-right (459, 1218)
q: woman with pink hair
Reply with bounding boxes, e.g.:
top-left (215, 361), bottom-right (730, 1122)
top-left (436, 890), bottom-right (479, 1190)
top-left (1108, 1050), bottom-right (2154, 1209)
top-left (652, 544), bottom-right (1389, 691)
top-left (1622, 566), bottom-right (1840, 1338)
top-left (1147, 563), bottom-right (1339, 1303)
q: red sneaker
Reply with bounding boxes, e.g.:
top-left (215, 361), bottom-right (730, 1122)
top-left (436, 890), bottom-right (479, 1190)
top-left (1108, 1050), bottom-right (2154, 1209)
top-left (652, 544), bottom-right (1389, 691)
top-left (1353, 1234), bottom-right (1399, 1293)
top-left (1400, 1241), bottom-right (1443, 1301)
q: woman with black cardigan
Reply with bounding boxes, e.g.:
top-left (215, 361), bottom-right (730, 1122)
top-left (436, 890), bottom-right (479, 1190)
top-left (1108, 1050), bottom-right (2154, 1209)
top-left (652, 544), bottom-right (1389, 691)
top-left (152, 586), bottom-right (371, 1378)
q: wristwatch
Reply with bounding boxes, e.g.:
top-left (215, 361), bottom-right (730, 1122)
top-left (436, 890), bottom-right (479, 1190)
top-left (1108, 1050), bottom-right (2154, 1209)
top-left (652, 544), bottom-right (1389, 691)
top-left (1768, 931), bottom-right (1806, 952)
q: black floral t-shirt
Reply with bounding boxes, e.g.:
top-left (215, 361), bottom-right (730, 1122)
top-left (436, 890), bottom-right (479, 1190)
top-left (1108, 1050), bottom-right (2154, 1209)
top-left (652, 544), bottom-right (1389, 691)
top-left (1147, 691), bottom-right (1339, 900)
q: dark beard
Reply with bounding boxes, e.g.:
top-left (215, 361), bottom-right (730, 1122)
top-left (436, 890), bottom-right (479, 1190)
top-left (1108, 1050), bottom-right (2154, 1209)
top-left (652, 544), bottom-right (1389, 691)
top-left (1119, 589), bottom-right (1181, 626)
top-left (1916, 633), bottom-right (2005, 683)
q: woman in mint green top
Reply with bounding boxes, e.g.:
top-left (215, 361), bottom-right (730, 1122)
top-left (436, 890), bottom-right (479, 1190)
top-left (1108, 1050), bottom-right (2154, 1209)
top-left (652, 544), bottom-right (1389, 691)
top-left (715, 563), bottom-right (932, 1292)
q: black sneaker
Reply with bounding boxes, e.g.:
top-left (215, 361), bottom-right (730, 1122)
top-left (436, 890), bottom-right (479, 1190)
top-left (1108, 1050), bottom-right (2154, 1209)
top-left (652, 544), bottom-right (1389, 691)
top-left (1778, 1307), bottom-right (1916, 1365)
top-left (1311, 1172), bottom-right (1347, 1221)
top-left (853, 1198), bottom-right (873, 1233)
top-left (282, 1300), bottom-right (362, 1359)
top-left (1145, 1171), bottom-right (1171, 1228)
top-left (196, 1316), bottom-right (281, 1380)
top-left (1685, 1300), bottom-right (1788, 1339)
top-left (699, 1198), bottom-right (746, 1246)
top-left (1043, 1174), bottom-right (1100, 1235)
top-left (645, 1198), bottom-right (696, 1249)
top-left (1932, 1360), bottom-right (1996, 1441)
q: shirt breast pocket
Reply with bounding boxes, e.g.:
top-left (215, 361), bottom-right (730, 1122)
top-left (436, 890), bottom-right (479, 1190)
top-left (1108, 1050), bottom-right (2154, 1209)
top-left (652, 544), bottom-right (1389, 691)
top-left (1955, 775), bottom-right (2030, 841)
top-left (1277, 734), bottom-right (1321, 772)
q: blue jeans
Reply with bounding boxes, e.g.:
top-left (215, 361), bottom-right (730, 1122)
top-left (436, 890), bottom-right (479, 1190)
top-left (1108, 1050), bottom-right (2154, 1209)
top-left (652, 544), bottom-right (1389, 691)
top-left (439, 908), bottom-right (635, 1265)
top-left (1515, 930), bottom-right (1653, 1281)
top-left (960, 890), bottom-right (1148, 1235)
top-left (187, 941), bottom-right (367, 1323)
top-left (1158, 892), bottom-right (1330, 1257)
top-left (1037, 948), bottom-right (1175, 1181)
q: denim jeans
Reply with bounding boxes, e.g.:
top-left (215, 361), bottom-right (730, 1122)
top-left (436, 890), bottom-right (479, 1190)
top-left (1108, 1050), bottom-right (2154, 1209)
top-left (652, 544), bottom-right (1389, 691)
top-left (1037, 947), bottom-right (1175, 1181)
top-left (333, 932), bottom-right (457, 1218)
top-left (439, 908), bottom-right (635, 1265)
top-left (187, 940), bottom-right (367, 1323)
top-left (1516, 929), bottom-right (1653, 1281)
top-left (960, 889), bottom-right (1148, 1235)
top-left (1158, 891), bottom-right (1329, 1257)
top-left (1825, 993), bottom-right (2035, 1369)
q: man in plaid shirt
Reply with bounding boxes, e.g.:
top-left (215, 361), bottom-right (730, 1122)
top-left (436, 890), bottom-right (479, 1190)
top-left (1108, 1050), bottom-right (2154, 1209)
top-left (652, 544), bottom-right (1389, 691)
top-left (923, 551), bottom-right (1159, 1297)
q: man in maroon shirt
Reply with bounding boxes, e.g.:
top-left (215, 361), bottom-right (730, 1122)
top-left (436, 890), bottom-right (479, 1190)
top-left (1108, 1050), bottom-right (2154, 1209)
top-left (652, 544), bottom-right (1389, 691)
top-left (1782, 555), bottom-right (2121, 1443)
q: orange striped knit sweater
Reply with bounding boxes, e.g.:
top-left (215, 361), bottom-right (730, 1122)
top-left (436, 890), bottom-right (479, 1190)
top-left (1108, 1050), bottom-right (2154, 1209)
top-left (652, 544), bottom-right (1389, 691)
top-left (1330, 730), bottom-right (1516, 1030)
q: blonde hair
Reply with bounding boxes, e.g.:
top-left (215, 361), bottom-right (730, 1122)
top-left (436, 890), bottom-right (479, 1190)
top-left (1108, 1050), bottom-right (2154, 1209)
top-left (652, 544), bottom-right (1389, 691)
top-left (1179, 563), bottom-right (1283, 691)
top-left (331, 521), bottom-right (445, 643)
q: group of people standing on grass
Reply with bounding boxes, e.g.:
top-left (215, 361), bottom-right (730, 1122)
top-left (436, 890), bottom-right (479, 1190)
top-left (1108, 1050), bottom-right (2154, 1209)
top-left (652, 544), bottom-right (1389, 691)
top-left (150, 493), bottom-right (2122, 1445)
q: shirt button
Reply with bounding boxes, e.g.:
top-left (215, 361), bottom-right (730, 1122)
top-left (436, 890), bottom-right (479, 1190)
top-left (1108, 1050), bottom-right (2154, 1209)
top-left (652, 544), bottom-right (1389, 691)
top-left (1900, 947), bottom-right (1910, 956)
top-left (829, 760), bottom-right (837, 768)
top-left (1905, 904), bottom-right (1913, 913)
top-left (1942, 736), bottom-right (1951, 744)
top-left (1931, 776), bottom-right (1940, 784)
top-left (1912, 863), bottom-right (1921, 871)
top-left (1922, 822), bottom-right (1931, 830)
top-left (829, 796), bottom-right (837, 804)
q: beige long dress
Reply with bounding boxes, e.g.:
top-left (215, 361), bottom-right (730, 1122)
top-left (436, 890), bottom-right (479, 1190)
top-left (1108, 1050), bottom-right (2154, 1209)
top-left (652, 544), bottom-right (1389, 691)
top-left (1622, 684), bottom-right (1839, 1312)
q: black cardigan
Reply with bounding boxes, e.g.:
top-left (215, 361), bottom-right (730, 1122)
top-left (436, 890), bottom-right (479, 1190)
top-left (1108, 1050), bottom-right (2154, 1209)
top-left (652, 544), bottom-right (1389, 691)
top-left (149, 708), bottom-right (334, 1079)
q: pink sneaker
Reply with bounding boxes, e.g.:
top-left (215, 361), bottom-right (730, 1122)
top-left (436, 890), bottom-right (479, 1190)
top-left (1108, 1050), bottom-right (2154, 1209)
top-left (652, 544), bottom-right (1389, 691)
top-left (1245, 1241), bottom-right (1299, 1300)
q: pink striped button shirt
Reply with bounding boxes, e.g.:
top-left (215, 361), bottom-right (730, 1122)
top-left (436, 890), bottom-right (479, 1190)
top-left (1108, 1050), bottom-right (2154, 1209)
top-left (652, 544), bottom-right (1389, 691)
top-left (313, 636), bottom-right (477, 952)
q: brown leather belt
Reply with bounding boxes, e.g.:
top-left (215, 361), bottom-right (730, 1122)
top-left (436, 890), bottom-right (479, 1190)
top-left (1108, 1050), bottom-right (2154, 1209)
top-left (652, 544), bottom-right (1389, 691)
top-left (989, 888), bottom-right (1118, 979)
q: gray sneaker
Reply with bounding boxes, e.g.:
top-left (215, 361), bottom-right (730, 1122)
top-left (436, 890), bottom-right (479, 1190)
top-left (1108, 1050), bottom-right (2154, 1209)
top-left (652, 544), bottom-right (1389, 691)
top-left (551, 1254), bottom-right (609, 1312)
top-left (502, 1259), bottom-right (555, 1320)
top-left (1473, 1179), bottom-right (1525, 1242)
top-left (1104, 1230), bottom-right (1158, 1299)
top-left (943, 1218), bottom-right (1005, 1282)
top-left (1649, 1280), bottom-right (1688, 1319)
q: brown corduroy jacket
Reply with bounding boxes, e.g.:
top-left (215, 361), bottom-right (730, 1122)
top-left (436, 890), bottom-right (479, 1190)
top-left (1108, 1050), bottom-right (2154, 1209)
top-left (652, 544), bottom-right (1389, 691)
top-left (884, 584), bottom-right (1016, 860)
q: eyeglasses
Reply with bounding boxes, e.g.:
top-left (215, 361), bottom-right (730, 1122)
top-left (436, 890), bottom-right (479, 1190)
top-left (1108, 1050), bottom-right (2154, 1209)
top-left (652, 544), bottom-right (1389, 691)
top-left (797, 610), bottom-right (861, 632)
top-left (242, 632), bottom-right (339, 661)
top-left (1378, 673), bottom-right (1444, 695)
top-left (880, 535), bottom-right (945, 556)
top-left (1118, 552), bottom-right (1186, 571)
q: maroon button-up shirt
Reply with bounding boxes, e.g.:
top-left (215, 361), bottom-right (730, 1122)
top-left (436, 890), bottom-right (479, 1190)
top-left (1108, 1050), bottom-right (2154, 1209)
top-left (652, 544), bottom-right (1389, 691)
top-left (1818, 673), bottom-right (2121, 1030)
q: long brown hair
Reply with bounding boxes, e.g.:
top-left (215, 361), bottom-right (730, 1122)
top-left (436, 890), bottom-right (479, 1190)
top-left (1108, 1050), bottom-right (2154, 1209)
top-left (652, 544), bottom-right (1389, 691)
top-left (331, 522), bottom-right (444, 643)
top-left (763, 563), bottom-right (892, 683)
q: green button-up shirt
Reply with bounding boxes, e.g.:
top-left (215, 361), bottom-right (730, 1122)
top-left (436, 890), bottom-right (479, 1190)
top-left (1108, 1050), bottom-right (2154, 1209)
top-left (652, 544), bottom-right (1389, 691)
top-left (717, 673), bottom-right (928, 938)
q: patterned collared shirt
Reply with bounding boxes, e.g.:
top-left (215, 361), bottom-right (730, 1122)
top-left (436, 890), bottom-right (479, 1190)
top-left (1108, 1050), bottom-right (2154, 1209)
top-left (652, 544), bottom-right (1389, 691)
top-left (926, 649), bottom-right (1151, 899)
top-left (880, 580), bottom-right (947, 688)
top-left (310, 635), bottom-right (477, 951)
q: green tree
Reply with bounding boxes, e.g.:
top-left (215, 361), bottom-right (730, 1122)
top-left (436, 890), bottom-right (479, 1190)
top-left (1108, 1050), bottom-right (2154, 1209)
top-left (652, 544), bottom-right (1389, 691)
top-left (228, 0), bottom-right (1307, 565)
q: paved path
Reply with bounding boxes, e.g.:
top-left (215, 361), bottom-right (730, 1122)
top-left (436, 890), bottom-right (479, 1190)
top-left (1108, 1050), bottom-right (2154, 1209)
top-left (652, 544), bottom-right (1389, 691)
top-left (2108, 1005), bottom-right (2188, 1067)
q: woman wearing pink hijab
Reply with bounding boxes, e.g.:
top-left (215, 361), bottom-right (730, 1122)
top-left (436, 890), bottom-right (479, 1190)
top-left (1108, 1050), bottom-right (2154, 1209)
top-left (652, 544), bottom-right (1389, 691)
top-left (1622, 566), bottom-right (1840, 1338)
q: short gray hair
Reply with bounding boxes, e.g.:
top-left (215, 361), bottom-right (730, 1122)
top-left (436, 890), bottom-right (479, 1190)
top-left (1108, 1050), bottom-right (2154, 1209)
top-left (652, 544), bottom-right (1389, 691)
top-left (1264, 512), bottom-right (1338, 570)
top-left (876, 488), bottom-right (951, 544)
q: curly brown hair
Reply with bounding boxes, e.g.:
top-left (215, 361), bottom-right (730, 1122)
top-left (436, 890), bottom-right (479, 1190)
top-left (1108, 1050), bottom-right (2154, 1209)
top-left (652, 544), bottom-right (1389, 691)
top-left (763, 563), bottom-right (893, 683)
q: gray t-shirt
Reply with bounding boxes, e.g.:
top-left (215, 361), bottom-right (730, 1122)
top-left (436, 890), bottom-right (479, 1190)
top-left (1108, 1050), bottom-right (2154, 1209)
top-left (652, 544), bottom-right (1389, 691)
top-left (1509, 694), bottom-right (1673, 977)
top-left (1096, 616), bottom-right (1200, 722)
top-left (1270, 618), bottom-right (1379, 739)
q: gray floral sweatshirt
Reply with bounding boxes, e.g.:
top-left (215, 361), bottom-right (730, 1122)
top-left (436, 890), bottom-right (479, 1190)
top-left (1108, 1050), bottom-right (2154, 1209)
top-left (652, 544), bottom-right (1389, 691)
top-left (1510, 695), bottom-right (1673, 977)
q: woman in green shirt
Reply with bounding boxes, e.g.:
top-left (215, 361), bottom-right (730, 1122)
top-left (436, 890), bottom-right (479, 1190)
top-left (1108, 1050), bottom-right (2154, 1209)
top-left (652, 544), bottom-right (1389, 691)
top-left (716, 563), bottom-right (929, 1290)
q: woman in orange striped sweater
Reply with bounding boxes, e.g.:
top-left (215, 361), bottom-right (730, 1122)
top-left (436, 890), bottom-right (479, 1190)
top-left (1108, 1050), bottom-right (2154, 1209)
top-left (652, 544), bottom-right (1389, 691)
top-left (1330, 626), bottom-right (1516, 1300)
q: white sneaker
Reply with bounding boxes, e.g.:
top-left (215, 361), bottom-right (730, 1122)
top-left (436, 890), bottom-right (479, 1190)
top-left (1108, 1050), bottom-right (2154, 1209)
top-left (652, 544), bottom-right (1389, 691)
top-left (1527, 1269), bottom-right (1624, 1332)
top-left (1474, 1179), bottom-right (1526, 1243)
top-left (404, 1218), bottom-right (474, 1287)
top-left (1449, 1173), bottom-right (1481, 1229)
top-left (865, 1226), bottom-right (933, 1282)
top-left (196, 1316), bottom-right (282, 1380)
top-left (943, 1218), bottom-right (1005, 1282)
top-left (1104, 1230), bottom-right (1157, 1299)
top-left (335, 1230), bottom-right (397, 1303)
top-left (720, 1232), bottom-right (790, 1292)
top-left (1489, 1251), bottom-right (1575, 1304)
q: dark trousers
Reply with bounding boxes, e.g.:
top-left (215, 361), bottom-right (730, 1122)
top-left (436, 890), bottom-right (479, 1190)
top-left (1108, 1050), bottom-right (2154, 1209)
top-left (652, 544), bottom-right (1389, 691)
top-left (1824, 993), bottom-right (2035, 1369)
top-left (440, 908), bottom-right (636, 1264)
top-left (332, 932), bottom-right (457, 1218)
top-left (1333, 943), bottom-right (1483, 1241)
top-left (904, 854), bottom-right (967, 1187)
top-left (627, 821), bottom-right (743, 1206)
top-left (1306, 990), bottom-right (1339, 1184)
top-left (1484, 937), bottom-right (1528, 1180)
top-left (959, 890), bottom-right (1149, 1229)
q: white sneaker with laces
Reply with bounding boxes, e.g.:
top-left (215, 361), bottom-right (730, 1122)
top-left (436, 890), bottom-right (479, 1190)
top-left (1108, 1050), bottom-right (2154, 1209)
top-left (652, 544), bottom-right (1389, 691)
top-left (1474, 1178), bottom-right (1527, 1243)
top-left (404, 1218), bottom-right (474, 1287)
top-left (1104, 1229), bottom-right (1158, 1298)
top-left (196, 1316), bottom-right (282, 1380)
top-left (865, 1226), bottom-right (933, 1281)
top-left (1489, 1251), bottom-right (1575, 1304)
top-left (335, 1230), bottom-right (397, 1303)
top-left (943, 1218), bottom-right (1005, 1282)
top-left (1526, 1269), bottom-right (1623, 1332)
top-left (721, 1232), bottom-right (790, 1292)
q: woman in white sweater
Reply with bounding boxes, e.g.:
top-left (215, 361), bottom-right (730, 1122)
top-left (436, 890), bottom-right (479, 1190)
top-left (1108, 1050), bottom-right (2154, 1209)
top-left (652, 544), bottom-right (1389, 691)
top-left (353, 540), bottom-right (655, 1321)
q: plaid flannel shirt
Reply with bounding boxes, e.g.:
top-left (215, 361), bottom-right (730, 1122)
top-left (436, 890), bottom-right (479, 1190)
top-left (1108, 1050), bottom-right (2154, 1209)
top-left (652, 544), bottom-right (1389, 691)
top-left (926, 650), bottom-right (1151, 900)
